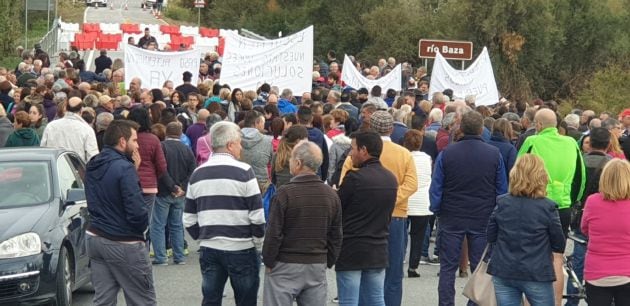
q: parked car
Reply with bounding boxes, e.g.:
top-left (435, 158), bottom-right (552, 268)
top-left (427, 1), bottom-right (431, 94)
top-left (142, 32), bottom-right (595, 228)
top-left (86, 0), bottom-right (108, 7)
top-left (0, 148), bottom-right (91, 306)
top-left (143, 0), bottom-right (157, 8)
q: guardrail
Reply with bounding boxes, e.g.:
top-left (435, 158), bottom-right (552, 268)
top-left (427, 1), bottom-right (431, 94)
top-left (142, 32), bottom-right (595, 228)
top-left (38, 18), bottom-right (60, 65)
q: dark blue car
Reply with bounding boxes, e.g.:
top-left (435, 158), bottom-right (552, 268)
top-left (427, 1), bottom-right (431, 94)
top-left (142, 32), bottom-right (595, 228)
top-left (0, 148), bottom-right (91, 305)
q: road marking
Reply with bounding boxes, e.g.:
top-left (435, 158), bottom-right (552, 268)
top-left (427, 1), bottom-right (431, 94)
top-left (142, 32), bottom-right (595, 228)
top-left (83, 5), bottom-right (95, 71)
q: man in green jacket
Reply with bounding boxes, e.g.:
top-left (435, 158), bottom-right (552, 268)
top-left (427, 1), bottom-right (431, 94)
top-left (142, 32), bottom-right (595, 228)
top-left (517, 108), bottom-right (585, 306)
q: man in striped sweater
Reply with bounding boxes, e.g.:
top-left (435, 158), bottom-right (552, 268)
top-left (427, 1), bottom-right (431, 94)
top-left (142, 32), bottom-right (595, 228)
top-left (184, 121), bottom-right (265, 306)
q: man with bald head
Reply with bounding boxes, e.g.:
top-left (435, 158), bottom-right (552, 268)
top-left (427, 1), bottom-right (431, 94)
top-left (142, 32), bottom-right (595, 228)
top-left (41, 96), bottom-right (99, 162)
top-left (518, 108), bottom-right (585, 305)
top-left (186, 109), bottom-right (210, 153)
top-left (263, 141), bottom-right (342, 305)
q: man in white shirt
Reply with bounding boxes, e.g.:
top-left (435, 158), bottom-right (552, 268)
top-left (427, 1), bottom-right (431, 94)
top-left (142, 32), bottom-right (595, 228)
top-left (41, 97), bottom-right (99, 162)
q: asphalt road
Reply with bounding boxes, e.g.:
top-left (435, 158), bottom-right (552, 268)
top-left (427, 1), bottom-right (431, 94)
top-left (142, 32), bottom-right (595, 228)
top-left (81, 0), bottom-right (167, 71)
top-left (72, 234), bottom-right (473, 305)
top-left (72, 237), bottom-right (586, 305)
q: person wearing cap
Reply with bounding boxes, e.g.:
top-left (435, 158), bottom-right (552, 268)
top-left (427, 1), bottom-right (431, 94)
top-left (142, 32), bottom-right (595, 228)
top-left (138, 28), bottom-right (158, 49)
top-left (96, 95), bottom-right (115, 115)
top-left (175, 71), bottom-right (199, 98)
top-left (151, 121), bottom-right (196, 265)
top-left (339, 110), bottom-right (418, 306)
top-left (41, 97), bottom-right (99, 162)
top-left (94, 49), bottom-right (112, 75)
top-left (429, 111), bottom-right (507, 306)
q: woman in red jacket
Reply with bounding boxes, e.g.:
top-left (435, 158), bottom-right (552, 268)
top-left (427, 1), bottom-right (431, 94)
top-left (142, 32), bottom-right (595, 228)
top-left (581, 158), bottom-right (630, 305)
top-left (127, 108), bottom-right (167, 207)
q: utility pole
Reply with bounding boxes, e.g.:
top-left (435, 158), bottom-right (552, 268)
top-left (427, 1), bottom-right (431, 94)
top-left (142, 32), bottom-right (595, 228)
top-left (25, 0), bottom-right (29, 49)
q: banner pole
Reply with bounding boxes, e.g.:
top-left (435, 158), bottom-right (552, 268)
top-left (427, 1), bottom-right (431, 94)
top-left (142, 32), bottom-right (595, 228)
top-left (198, 8), bottom-right (200, 27)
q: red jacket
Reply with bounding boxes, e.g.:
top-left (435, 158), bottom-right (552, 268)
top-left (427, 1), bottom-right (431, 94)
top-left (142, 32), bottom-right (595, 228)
top-left (137, 132), bottom-right (167, 191)
top-left (436, 128), bottom-right (450, 152)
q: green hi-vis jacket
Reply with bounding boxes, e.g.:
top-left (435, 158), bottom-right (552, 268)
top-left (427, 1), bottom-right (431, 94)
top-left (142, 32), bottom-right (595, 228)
top-left (517, 128), bottom-right (586, 210)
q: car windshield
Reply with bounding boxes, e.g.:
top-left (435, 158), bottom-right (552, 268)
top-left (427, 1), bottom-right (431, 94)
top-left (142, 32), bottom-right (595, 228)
top-left (0, 161), bottom-right (52, 207)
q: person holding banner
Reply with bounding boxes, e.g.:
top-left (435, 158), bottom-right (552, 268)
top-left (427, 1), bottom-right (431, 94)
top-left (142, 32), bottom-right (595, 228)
top-left (137, 28), bottom-right (158, 49)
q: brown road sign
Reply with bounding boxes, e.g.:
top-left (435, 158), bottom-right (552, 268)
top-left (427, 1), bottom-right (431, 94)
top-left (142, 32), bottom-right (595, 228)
top-left (419, 39), bottom-right (473, 60)
top-left (194, 0), bottom-right (205, 8)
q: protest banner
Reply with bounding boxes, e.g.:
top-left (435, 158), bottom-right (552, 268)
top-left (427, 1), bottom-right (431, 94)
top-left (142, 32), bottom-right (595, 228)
top-left (341, 54), bottom-right (402, 92)
top-left (124, 44), bottom-right (200, 90)
top-left (220, 26), bottom-right (314, 94)
top-left (429, 47), bottom-right (499, 106)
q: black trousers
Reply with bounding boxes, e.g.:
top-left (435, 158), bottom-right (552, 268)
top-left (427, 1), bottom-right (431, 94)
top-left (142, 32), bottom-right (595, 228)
top-left (408, 215), bottom-right (431, 270)
top-left (558, 208), bottom-right (572, 239)
top-left (586, 282), bottom-right (630, 306)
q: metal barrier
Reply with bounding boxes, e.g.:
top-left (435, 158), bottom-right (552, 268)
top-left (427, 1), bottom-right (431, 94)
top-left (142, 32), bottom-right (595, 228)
top-left (37, 18), bottom-right (60, 65)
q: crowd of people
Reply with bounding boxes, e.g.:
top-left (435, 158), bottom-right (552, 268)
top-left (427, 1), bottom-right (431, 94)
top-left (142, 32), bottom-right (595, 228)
top-left (1, 43), bottom-right (630, 306)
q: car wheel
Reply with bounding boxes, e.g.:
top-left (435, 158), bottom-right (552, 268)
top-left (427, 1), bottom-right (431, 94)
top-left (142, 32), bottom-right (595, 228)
top-left (56, 247), bottom-right (73, 306)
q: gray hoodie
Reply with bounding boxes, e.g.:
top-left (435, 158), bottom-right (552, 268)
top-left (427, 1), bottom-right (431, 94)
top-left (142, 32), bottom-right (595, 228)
top-left (240, 127), bottom-right (273, 182)
top-left (327, 134), bottom-right (351, 182)
top-left (0, 117), bottom-right (14, 147)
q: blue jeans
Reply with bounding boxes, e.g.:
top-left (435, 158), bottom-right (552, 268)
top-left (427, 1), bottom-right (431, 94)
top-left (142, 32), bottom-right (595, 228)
top-left (493, 276), bottom-right (555, 306)
top-left (150, 195), bottom-right (185, 263)
top-left (384, 218), bottom-right (406, 306)
top-left (565, 230), bottom-right (586, 306)
top-left (422, 216), bottom-right (439, 258)
top-left (199, 247), bottom-right (259, 306)
top-left (437, 224), bottom-right (487, 306)
top-left (336, 269), bottom-right (386, 306)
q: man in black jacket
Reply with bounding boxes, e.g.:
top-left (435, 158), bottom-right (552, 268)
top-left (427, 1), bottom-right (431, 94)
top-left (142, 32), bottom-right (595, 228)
top-left (94, 49), bottom-right (112, 75)
top-left (85, 120), bottom-right (157, 305)
top-left (151, 122), bottom-right (196, 265)
top-left (335, 130), bottom-right (398, 305)
top-left (137, 27), bottom-right (158, 49)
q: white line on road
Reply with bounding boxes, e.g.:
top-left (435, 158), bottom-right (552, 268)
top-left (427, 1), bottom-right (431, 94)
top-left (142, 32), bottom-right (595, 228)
top-left (83, 5), bottom-right (95, 71)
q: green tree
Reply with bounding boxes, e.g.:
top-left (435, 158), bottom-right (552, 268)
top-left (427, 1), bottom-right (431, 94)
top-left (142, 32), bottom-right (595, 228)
top-left (0, 0), bottom-right (24, 56)
top-left (575, 64), bottom-right (630, 114)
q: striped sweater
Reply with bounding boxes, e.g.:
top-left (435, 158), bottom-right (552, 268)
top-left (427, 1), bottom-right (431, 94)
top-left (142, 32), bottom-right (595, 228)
top-left (184, 153), bottom-right (265, 251)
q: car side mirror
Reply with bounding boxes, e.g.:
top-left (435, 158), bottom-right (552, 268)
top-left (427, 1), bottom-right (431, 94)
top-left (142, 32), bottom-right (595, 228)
top-left (64, 188), bottom-right (86, 206)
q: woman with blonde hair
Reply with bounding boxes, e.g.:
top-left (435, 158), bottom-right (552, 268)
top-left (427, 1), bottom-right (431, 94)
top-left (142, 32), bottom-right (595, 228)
top-left (581, 158), bottom-right (630, 305)
top-left (487, 154), bottom-right (566, 305)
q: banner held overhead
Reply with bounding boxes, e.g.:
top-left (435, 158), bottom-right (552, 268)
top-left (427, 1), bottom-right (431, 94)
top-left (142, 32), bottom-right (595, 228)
top-left (341, 54), bottom-right (402, 92)
top-left (124, 44), bottom-right (200, 90)
top-left (429, 47), bottom-right (499, 106)
top-left (220, 26), bottom-right (314, 95)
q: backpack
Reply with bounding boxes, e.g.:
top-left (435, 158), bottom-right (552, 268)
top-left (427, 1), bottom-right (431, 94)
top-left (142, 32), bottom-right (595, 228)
top-left (571, 156), bottom-right (608, 230)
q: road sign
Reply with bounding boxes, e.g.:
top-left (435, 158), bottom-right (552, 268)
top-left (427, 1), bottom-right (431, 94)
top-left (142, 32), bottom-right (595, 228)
top-left (419, 39), bottom-right (473, 60)
top-left (194, 0), bottom-right (205, 8)
top-left (27, 0), bottom-right (54, 11)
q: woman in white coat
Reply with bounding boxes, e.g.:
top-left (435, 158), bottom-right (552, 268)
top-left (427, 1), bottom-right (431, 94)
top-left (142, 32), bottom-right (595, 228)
top-left (403, 129), bottom-right (433, 277)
